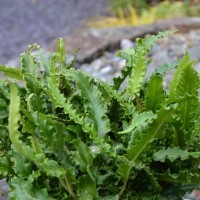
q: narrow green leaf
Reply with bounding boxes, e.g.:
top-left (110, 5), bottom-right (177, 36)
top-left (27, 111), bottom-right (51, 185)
top-left (116, 156), bottom-right (132, 181)
top-left (155, 60), bottom-right (179, 75)
top-left (72, 139), bottom-right (93, 172)
top-left (9, 176), bottom-right (55, 200)
top-left (20, 44), bottom-right (41, 93)
top-left (125, 39), bottom-right (148, 99)
top-left (113, 49), bottom-right (135, 91)
top-left (47, 77), bottom-right (84, 126)
top-left (99, 80), bottom-right (134, 116)
top-left (21, 44), bottom-right (40, 78)
top-left (153, 147), bottom-right (200, 162)
top-left (65, 69), bottom-right (110, 139)
top-left (127, 104), bottom-right (177, 161)
top-left (9, 83), bottom-right (64, 177)
top-left (11, 149), bottom-right (32, 177)
top-left (145, 75), bottom-right (165, 112)
top-left (175, 64), bottom-right (200, 132)
top-left (0, 65), bottom-right (23, 80)
top-left (77, 175), bottom-right (98, 200)
top-left (39, 49), bottom-right (50, 77)
top-left (67, 48), bottom-right (80, 68)
top-left (119, 111), bottom-right (157, 134)
top-left (0, 157), bottom-right (11, 176)
top-left (100, 195), bottom-right (119, 200)
top-left (156, 170), bottom-right (200, 184)
top-left (56, 38), bottom-right (66, 71)
top-left (168, 53), bottom-right (194, 103)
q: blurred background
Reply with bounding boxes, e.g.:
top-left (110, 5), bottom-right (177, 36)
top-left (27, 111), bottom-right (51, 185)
top-left (0, 0), bottom-right (109, 64)
top-left (1, 0), bottom-right (200, 65)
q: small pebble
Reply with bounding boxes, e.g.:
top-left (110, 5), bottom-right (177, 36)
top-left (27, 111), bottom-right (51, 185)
top-left (120, 39), bottom-right (135, 49)
top-left (91, 59), bottom-right (103, 71)
top-left (100, 65), bottom-right (112, 74)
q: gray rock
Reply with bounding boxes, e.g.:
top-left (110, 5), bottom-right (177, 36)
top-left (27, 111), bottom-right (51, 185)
top-left (188, 46), bottom-right (200, 61)
top-left (120, 39), bottom-right (135, 49)
top-left (90, 58), bottom-right (103, 71)
top-left (100, 65), bottom-right (112, 74)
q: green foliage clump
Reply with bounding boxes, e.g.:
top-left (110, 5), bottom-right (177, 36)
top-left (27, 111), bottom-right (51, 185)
top-left (0, 32), bottom-right (200, 199)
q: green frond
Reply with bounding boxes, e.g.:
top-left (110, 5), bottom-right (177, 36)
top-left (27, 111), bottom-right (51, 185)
top-left (113, 31), bottom-right (174, 95)
top-left (99, 80), bottom-right (134, 116)
top-left (113, 49), bottom-right (135, 91)
top-left (49, 53), bottom-right (57, 75)
top-left (124, 31), bottom-right (174, 100)
top-left (21, 44), bottom-right (40, 78)
top-left (49, 38), bottom-right (68, 87)
top-left (155, 60), bottom-right (179, 75)
top-left (116, 156), bottom-right (132, 181)
top-left (39, 49), bottom-right (50, 77)
top-left (1, 33), bottom-right (200, 198)
top-left (65, 69), bottom-right (111, 139)
top-left (145, 75), bottom-right (165, 112)
top-left (67, 48), bottom-right (80, 68)
top-left (119, 111), bottom-right (156, 134)
top-left (175, 64), bottom-right (200, 133)
top-left (77, 175), bottom-right (98, 200)
top-left (9, 176), bottom-right (55, 200)
top-left (125, 39), bottom-right (148, 100)
top-left (127, 104), bottom-right (177, 161)
top-left (9, 83), bottom-right (64, 177)
top-left (144, 30), bottom-right (176, 52)
top-left (56, 38), bottom-right (66, 71)
top-left (153, 147), bottom-right (200, 162)
top-left (0, 65), bottom-right (23, 80)
top-left (72, 139), bottom-right (94, 172)
top-left (47, 77), bottom-right (84, 126)
top-left (168, 53), bottom-right (194, 103)
top-left (27, 91), bottom-right (47, 113)
top-left (156, 170), bottom-right (200, 184)
top-left (20, 44), bottom-right (41, 93)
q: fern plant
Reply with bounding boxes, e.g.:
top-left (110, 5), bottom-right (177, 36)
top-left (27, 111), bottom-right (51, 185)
top-left (0, 31), bottom-right (199, 199)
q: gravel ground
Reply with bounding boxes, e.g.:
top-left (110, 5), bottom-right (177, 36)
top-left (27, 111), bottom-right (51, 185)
top-left (0, 0), bottom-right (109, 64)
top-left (79, 29), bottom-right (200, 87)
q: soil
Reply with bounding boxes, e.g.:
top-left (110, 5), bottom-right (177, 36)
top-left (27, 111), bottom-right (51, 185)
top-left (0, 0), bottom-right (109, 64)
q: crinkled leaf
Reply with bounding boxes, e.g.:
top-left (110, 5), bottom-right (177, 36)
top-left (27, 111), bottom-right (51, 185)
top-left (145, 75), bottom-right (165, 112)
top-left (119, 111), bottom-right (156, 134)
top-left (56, 38), bottom-right (66, 71)
top-left (77, 175), bottom-right (98, 200)
top-left (9, 176), bottom-right (55, 200)
top-left (175, 63), bottom-right (200, 133)
top-left (47, 77), bottom-right (84, 126)
top-left (9, 83), bottom-right (64, 177)
top-left (168, 53), bottom-right (194, 103)
top-left (125, 38), bottom-right (148, 99)
top-left (153, 147), bottom-right (200, 162)
top-left (113, 49), bottom-right (135, 91)
top-left (65, 69), bottom-right (110, 139)
top-left (156, 170), bottom-right (200, 184)
top-left (127, 104), bottom-right (177, 161)
top-left (116, 156), bottom-right (132, 181)
top-left (155, 60), bottom-right (179, 75)
top-left (0, 65), bottom-right (23, 80)
top-left (72, 139), bottom-right (93, 172)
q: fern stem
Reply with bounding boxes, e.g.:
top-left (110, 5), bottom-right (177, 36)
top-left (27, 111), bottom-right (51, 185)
top-left (118, 166), bottom-right (132, 198)
top-left (172, 125), bottom-right (179, 146)
top-left (59, 177), bottom-right (77, 199)
top-left (64, 176), bottom-right (77, 200)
